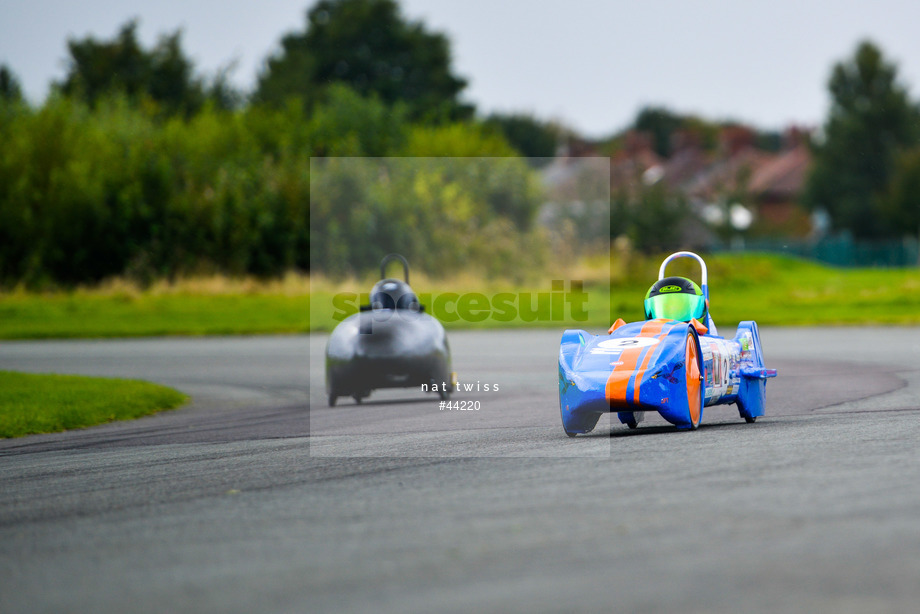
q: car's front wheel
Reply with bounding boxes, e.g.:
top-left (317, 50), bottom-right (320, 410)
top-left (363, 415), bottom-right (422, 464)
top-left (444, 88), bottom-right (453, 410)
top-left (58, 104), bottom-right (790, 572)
top-left (685, 330), bottom-right (704, 430)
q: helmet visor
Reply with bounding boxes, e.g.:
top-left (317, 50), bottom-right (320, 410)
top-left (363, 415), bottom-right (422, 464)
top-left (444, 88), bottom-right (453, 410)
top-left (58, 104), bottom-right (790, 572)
top-left (645, 293), bottom-right (704, 322)
top-left (371, 292), bottom-right (396, 310)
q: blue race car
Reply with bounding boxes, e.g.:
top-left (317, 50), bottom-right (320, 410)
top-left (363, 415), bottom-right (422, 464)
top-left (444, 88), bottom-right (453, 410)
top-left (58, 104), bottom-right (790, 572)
top-left (559, 251), bottom-right (776, 435)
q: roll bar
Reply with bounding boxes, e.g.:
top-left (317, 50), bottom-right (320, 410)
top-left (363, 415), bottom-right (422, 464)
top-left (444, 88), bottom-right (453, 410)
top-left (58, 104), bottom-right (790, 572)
top-left (659, 251), bottom-right (717, 335)
top-left (658, 251), bottom-right (709, 302)
top-left (380, 253), bottom-right (410, 283)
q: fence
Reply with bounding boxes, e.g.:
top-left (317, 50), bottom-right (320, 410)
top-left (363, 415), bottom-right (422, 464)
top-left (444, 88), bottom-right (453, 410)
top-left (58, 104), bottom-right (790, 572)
top-left (714, 234), bottom-right (920, 267)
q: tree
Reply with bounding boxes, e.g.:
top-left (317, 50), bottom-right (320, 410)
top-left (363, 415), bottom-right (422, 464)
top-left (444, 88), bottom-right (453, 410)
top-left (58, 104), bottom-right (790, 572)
top-left (634, 107), bottom-right (685, 158)
top-left (0, 64), bottom-right (23, 103)
top-left (630, 106), bottom-right (733, 157)
top-left (308, 84), bottom-right (408, 156)
top-left (254, 0), bottom-right (472, 121)
top-left (611, 184), bottom-right (692, 254)
top-left (484, 113), bottom-right (559, 162)
top-left (879, 147), bottom-right (920, 239)
top-left (58, 20), bottom-right (234, 115)
top-left (804, 41), bottom-right (920, 238)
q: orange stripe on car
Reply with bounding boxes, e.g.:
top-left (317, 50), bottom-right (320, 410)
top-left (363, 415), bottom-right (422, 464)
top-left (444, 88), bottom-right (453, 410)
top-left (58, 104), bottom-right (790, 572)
top-left (605, 319), bottom-right (667, 408)
top-left (633, 320), bottom-right (668, 404)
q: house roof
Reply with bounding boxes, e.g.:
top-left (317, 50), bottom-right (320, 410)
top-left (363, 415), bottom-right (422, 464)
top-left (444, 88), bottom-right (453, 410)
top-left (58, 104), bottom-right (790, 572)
top-left (748, 144), bottom-right (812, 200)
top-left (555, 126), bottom-right (813, 204)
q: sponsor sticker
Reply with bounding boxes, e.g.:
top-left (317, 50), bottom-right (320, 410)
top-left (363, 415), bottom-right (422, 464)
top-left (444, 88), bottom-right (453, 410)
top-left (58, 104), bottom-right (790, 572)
top-left (591, 336), bottom-right (660, 354)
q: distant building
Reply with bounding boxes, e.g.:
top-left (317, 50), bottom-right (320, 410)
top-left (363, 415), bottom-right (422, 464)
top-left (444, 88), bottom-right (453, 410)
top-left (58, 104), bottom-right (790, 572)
top-left (603, 125), bottom-right (813, 240)
top-left (540, 124), bottom-right (814, 252)
top-left (747, 129), bottom-right (813, 235)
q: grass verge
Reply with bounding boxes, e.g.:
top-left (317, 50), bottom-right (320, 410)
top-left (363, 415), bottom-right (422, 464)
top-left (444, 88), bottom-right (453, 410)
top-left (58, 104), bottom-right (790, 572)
top-left (0, 371), bottom-right (188, 438)
top-left (2, 254), bottom-right (920, 339)
top-left (0, 274), bottom-right (310, 339)
top-left (0, 293), bottom-right (311, 339)
top-left (311, 253), bottom-right (920, 331)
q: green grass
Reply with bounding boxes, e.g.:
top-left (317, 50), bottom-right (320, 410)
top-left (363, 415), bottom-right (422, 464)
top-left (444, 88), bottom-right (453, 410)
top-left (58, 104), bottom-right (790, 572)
top-left (0, 371), bottom-right (188, 438)
top-left (311, 253), bottom-right (920, 331)
top-left (0, 291), bottom-right (310, 339)
top-left (707, 256), bottom-right (920, 326)
top-left (2, 254), bottom-right (920, 340)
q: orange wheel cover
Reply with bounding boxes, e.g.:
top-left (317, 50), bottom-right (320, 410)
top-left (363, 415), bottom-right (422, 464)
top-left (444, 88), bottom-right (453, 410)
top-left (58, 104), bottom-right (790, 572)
top-left (685, 333), bottom-right (702, 427)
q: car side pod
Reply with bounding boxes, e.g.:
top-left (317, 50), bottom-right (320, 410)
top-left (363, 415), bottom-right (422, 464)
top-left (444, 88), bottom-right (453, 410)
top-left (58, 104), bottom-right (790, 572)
top-left (734, 321), bottom-right (777, 423)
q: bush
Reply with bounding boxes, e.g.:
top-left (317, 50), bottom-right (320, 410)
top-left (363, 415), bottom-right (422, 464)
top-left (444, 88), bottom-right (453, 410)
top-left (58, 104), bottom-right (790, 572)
top-left (309, 156), bottom-right (547, 280)
top-left (0, 86), bottom-right (534, 287)
top-left (0, 95), bottom-right (315, 286)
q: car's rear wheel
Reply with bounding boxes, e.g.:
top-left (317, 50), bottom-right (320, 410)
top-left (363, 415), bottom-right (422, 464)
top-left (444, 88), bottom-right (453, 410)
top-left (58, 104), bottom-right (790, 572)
top-left (685, 331), bottom-right (703, 430)
top-left (430, 377), bottom-right (450, 401)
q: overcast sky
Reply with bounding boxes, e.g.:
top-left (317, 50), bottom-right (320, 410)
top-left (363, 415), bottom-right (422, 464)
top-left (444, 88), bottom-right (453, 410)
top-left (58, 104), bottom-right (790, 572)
top-left (2, 0), bottom-right (920, 137)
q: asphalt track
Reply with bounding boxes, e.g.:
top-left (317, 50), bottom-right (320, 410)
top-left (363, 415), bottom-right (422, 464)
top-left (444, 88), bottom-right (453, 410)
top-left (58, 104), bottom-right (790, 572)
top-left (1, 327), bottom-right (919, 613)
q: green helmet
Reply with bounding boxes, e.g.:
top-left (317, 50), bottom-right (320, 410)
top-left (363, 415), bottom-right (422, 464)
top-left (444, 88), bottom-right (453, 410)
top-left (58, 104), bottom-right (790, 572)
top-left (644, 276), bottom-right (707, 322)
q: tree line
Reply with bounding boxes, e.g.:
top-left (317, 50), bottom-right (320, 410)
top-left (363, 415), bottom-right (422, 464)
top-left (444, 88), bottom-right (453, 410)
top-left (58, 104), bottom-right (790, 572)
top-left (0, 0), bottom-right (560, 287)
top-left (804, 41), bottom-right (920, 240)
top-left (2, 0), bottom-right (919, 286)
